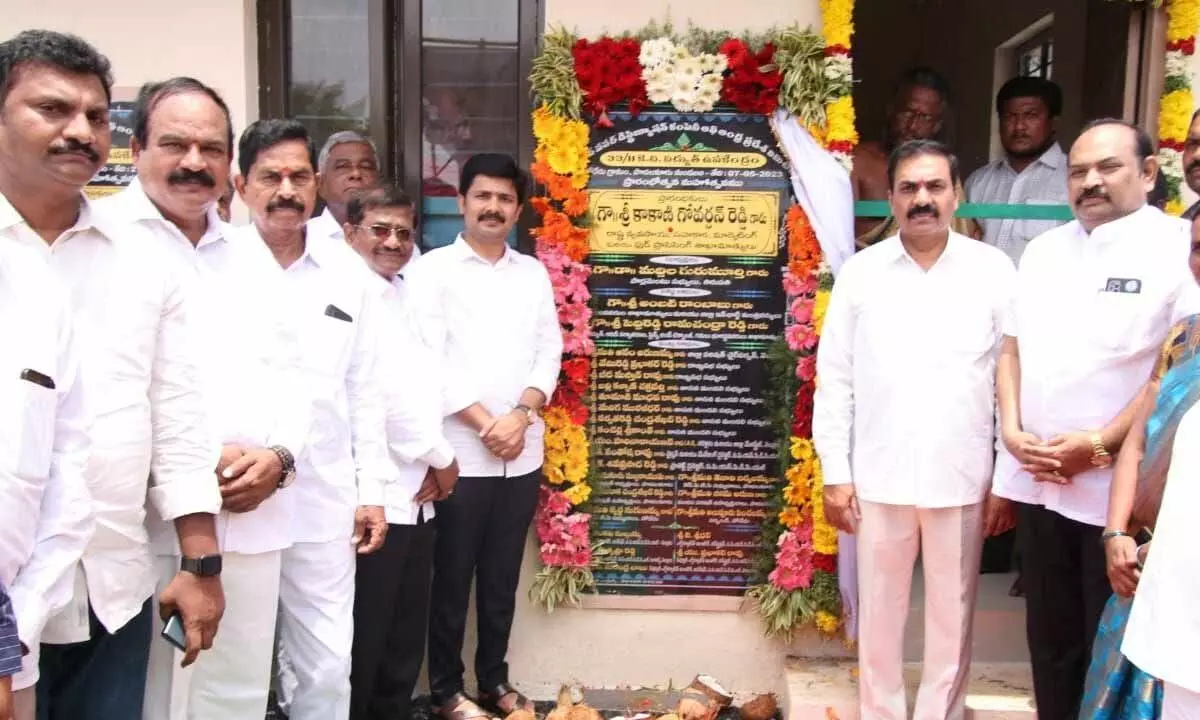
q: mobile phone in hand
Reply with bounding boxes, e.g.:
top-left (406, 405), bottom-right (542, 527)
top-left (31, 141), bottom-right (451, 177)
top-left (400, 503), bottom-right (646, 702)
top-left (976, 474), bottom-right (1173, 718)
top-left (160, 612), bottom-right (186, 652)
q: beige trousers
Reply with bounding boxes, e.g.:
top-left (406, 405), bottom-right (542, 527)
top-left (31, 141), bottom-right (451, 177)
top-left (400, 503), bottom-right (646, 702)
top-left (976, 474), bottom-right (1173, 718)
top-left (855, 500), bottom-right (984, 720)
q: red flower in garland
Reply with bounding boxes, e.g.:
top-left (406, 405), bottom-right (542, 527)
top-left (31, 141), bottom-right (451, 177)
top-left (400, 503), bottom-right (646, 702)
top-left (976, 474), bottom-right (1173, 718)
top-left (551, 357), bottom-right (591, 425)
top-left (572, 37), bottom-right (648, 125)
top-left (813, 553), bottom-right (837, 573)
top-left (720, 39), bottom-right (783, 115)
top-left (792, 385), bottom-right (815, 437)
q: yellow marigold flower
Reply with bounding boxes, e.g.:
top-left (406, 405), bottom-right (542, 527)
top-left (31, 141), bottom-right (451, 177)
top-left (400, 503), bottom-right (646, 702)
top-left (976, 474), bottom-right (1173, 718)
top-left (1167, 198), bottom-right (1186, 217)
top-left (783, 482), bottom-right (810, 506)
top-left (563, 483), bottom-right (592, 506)
top-left (813, 290), bottom-right (831, 337)
top-left (813, 523), bottom-right (839, 555)
top-left (779, 506), bottom-right (804, 528)
top-left (815, 610), bottom-right (841, 635)
top-left (1159, 89), bottom-right (1194, 143)
top-left (532, 105), bottom-right (558, 142)
top-left (824, 96), bottom-right (860, 145)
top-left (790, 437), bottom-right (815, 461)
top-left (819, 0), bottom-right (855, 48)
top-left (1167, 0), bottom-right (1200, 43)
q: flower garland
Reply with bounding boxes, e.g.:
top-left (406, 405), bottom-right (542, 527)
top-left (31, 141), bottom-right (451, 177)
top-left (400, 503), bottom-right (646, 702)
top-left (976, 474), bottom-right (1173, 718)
top-left (528, 11), bottom-right (857, 621)
top-left (529, 101), bottom-right (599, 611)
top-left (1157, 0), bottom-right (1200, 216)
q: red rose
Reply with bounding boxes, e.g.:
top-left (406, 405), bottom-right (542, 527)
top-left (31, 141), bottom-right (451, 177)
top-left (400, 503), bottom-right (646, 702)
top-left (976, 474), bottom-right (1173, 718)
top-left (813, 553), bottom-right (837, 573)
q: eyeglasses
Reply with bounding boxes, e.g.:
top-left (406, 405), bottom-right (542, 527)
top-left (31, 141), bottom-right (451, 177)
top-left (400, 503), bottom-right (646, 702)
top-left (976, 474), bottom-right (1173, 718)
top-left (358, 224), bottom-right (414, 243)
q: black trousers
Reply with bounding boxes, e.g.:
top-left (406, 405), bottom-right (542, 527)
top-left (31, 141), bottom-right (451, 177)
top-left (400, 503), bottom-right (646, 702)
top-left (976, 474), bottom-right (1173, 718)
top-left (1017, 503), bottom-right (1112, 720)
top-left (350, 515), bottom-right (437, 720)
top-left (427, 471), bottom-right (540, 705)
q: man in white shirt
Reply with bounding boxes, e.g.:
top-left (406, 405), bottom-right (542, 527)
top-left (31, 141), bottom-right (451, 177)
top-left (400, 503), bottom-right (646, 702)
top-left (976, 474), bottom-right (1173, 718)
top-left (406, 153), bottom-right (561, 720)
top-left (1181, 110), bottom-right (1200, 221)
top-left (0, 235), bottom-right (91, 720)
top-left (0, 30), bottom-right (225, 720)
top-left (965, 76), bottom-right (1070, 267)
top-left (341, 182), bottom-right (460, 720)
top-left (233, 118), bottom-right (393, 720)
top-left (991, 119), bottom-right (1200, 719)
top-left (97, 77), bottom-right (306, 720)
top-left (309, 131), bottom-right (380, 244)
top-left (815, 140), bottom-right (1017, 720)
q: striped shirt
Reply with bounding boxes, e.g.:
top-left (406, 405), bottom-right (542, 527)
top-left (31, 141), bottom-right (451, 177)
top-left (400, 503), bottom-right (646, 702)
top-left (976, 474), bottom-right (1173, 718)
top-left (0, 583), bottom-right (22, 677)
top-left (965, 143), bottom-right (1069, 266)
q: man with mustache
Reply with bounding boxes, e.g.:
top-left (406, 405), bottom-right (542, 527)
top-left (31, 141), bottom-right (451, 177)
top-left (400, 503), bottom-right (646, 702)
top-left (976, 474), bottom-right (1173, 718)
top-left (966, 76), bottom-right (1069, 267)
top-left (1181, 110), bottom-right (1200, 221)
top-left (0, 31), bottom-right (224, 720)
top-left (98, 77), bottom-right (309, 720)
top-left (405, 153), bottom-right (561, 720)
top-left (816, 139), bottom-right (1016, 720)
top-left (232, 118), bottom-right (392, 720)
top-left (852, 67), bottom-right (981, 247)
top-left (341, 182), bottom-right (460, 720)
top-left (990, 119), bottom-right (1200, 719)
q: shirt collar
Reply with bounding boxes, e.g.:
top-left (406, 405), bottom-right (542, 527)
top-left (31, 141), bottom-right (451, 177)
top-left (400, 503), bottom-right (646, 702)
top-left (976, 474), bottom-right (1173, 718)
top-left (119, 179), bottom-right (229, 250)
top-left (310, 207), bottom-right (344, 240)
top-left (879, 231), bottom-right (967, 267)
top-left (244, 222), bottom-right (323, 270)
top-left (450, 233), bottom-right (515, 267)
top-left (0, 189), bottom-right (105, 241)
top-left (1085, 204), bottom-right (1167, 245)
top-left (1003, 142), bottom-right (1066, 174)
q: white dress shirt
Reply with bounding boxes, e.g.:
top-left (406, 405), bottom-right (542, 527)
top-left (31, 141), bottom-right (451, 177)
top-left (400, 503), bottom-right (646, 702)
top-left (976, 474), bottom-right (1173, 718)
top-left (366, 268), bottom-right (455, 524)
top-left (992, 206), bottom-right (1200, 526)
top-left (0, 238), bottom-right (92, 654)
top-left (405, 235), bottom-right (562, 477)
top-left (100, 181), bottom-right (311, 555)
top-left (813, 233), bottom-right (1016, 507)
top-left (965, 143), bottom-right (1069, 266)
top-left (233, 224), bottom-right (395, 544)
top-left (1, 192), bottom-right (220, 639)
top-left (1122, 403), bottom-right (1200, 693)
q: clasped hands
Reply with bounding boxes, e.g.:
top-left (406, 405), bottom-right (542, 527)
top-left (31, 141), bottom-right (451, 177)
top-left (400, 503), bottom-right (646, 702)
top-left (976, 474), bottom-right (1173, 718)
top-left (1003, 428), bottom-right (1096, 484)
top-left (478, 409), bottom-right (530, 461)
top-left (215, 444), bottom-right (283, 514)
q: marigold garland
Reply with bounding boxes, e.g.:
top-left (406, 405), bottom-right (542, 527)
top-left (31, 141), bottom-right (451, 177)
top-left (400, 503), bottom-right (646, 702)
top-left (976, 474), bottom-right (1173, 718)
top-left (1157, 0), bottom-right (1200, 216)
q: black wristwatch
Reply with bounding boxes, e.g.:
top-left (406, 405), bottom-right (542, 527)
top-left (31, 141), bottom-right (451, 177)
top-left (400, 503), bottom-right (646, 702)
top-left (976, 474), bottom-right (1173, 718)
top-left (180, 554), bottom-right (223, 577)
top-left (269, 444), bottom-right (296, 489)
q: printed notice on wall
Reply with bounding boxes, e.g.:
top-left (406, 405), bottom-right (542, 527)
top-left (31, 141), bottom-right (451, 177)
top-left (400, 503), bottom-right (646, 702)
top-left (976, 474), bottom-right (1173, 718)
top-left (586, 112), bottom-right (788, 595)
top-left (85, 99), bottom-right (136, 199)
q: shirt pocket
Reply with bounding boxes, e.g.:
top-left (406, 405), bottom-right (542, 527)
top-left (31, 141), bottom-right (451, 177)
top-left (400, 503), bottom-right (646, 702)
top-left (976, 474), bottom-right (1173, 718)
top-left (1087, 290), bottom-right (1159, 354)
top-left (300, 313), bottom-right (355, 378)
top-left (0, 374), bottom-right (56, 478)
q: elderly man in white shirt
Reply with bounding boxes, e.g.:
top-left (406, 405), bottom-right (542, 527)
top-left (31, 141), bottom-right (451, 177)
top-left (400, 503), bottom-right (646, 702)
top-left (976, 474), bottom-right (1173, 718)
top-left (965, 76), bottom-right (1070, 267)
top-left (991, 119), bottom-right (1200, 719)
top-left (96, 77), bottom-right (309, 720)
top-left (816, 140), bottom-right (1017, 720)
top-left (0, 31), bottom-right (225, 720)
top-left (406, 153), bottom-right (561, 720)
top-left (341, 182), bottom-right (460, 720)
top-left (232, 118), bottom-right (393, 720)
top-left (0, 237), bottom-right (91, 720)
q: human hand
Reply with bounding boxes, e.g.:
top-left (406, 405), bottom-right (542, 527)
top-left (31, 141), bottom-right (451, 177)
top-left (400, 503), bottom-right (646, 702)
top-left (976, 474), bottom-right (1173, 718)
top-left (982, 492), bottom-right (1017, 537)
top-left (481, 412), bottom-right (527, 461)
top-left (353, 505), bottom-right (388, 554)
top-left (823, 484), bottom-right (861, 534)
top-left (1105, 534), bottom-right (1140, 597)
top-left (158, 569), bottom-right (224, 667)
top-left (219, 448), bottom-right (283, 513)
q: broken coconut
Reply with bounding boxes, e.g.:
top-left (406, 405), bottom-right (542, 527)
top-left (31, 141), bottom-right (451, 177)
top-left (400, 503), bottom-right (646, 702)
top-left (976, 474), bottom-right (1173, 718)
top-left (677, 674), bottom-right (733, 720)
top-left (738, 693), bottom-right (778, 720)
top-left (504, 712), bottom-right (537, 720)
top-left (545, 684), bottom-right (604, 720)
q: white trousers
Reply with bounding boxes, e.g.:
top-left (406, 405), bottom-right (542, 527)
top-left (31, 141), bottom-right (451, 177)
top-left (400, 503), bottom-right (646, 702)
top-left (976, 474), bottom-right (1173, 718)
top-left (856, 501), bottom-right (983, 720)
top-left (274, 539), bottom-right (356, 720)
top-left (1165, 683), bottom-right (1200, 719)
top-left (143, 550), bottom-right (282, 720)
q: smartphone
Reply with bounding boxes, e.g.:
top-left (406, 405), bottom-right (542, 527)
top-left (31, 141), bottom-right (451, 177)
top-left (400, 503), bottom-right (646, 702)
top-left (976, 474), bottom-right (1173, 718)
top-left (160, 612), bottom-right (186, 652)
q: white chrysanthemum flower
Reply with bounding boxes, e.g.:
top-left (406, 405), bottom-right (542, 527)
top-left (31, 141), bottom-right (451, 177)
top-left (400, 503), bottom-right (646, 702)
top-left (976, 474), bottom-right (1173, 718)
top-left (699, 72), bottom-right (723, 92)
top-left (711, 53), bottom-right (729, 74)
top-left (647, 80), bottom-right (673, 104)
top-left (1166, 51), bottom-right (1190, 81)
top-left (693, 86), bottom-right (720, 111)
top-left (639, 37), bottom-right (676, 69)
top-left (672, 44), bottom-right (691, 62)
top-left (675, 57), bottom-right (703, 80)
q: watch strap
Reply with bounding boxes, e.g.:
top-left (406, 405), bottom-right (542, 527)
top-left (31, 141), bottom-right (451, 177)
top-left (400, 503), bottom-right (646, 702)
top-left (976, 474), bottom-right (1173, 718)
top-left (180, 554), bottom-right (222, 577)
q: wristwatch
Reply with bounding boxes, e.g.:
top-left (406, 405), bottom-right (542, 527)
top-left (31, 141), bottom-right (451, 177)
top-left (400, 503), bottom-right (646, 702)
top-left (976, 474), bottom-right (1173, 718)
top-left (1089, 432), bottom-right (1113, 469)
top-left (269, 445), bottom-right (296, 488)
top-left (180, 554), bottom-right (223, 577)
top-left (513, 404), bottom-right (537, 425)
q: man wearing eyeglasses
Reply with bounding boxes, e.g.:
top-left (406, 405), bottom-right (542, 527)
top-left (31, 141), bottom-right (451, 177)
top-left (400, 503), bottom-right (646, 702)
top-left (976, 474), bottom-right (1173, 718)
top-left (342, 182), bottom-right (459, 720)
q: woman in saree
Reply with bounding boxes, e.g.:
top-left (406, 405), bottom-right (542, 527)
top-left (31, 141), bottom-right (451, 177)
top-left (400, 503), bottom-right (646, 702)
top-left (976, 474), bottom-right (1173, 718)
top-left (1079, 243), bottom-right (1200, 719)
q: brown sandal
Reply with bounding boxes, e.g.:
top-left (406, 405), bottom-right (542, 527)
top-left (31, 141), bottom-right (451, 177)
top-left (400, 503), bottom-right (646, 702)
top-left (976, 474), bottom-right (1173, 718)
top-left (435, 692), bottom-right (498, 720)
top-left (482, 682), bottom-right (535, 715)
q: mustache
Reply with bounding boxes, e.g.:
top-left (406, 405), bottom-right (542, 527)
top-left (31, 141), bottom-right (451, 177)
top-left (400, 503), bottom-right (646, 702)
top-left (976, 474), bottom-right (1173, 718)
top-left (48, 140), bottom-right (100, 163)
top-left (267, 197), bottom-right (306, 213)
top-left (1189, 159), bottom-right (1200, 174)
top-left (478, 211), bottom-right (505, 224)
top-left (167, 168), bottom-right (215, 188)
top-left (1077, 185), bottom-right (1109, 205)
top-left (907, 204), bottom-right (938, 219)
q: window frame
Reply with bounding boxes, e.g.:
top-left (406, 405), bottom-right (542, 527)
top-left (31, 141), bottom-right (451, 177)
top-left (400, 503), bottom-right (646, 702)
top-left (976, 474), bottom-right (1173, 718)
top-left (1016, 29), bottom-right (1054, 79)
top-left (257, 0), bottom-right (543, 250)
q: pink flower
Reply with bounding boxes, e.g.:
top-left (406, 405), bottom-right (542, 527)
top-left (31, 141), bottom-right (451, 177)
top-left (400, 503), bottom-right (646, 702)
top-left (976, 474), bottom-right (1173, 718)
top-left (783, 269), bottom-right (819, 298)
top-left (790, 297), bottom-right (815, 324)
top-left (769, 529), bottom-right (815, 591)
top-left (795, 354), bottom-right (817, 382)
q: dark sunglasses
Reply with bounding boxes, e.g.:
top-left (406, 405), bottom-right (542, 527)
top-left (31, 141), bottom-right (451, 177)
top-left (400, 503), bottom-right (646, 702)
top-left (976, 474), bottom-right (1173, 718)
top-left (357, 224), bottom-right (414, 243)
